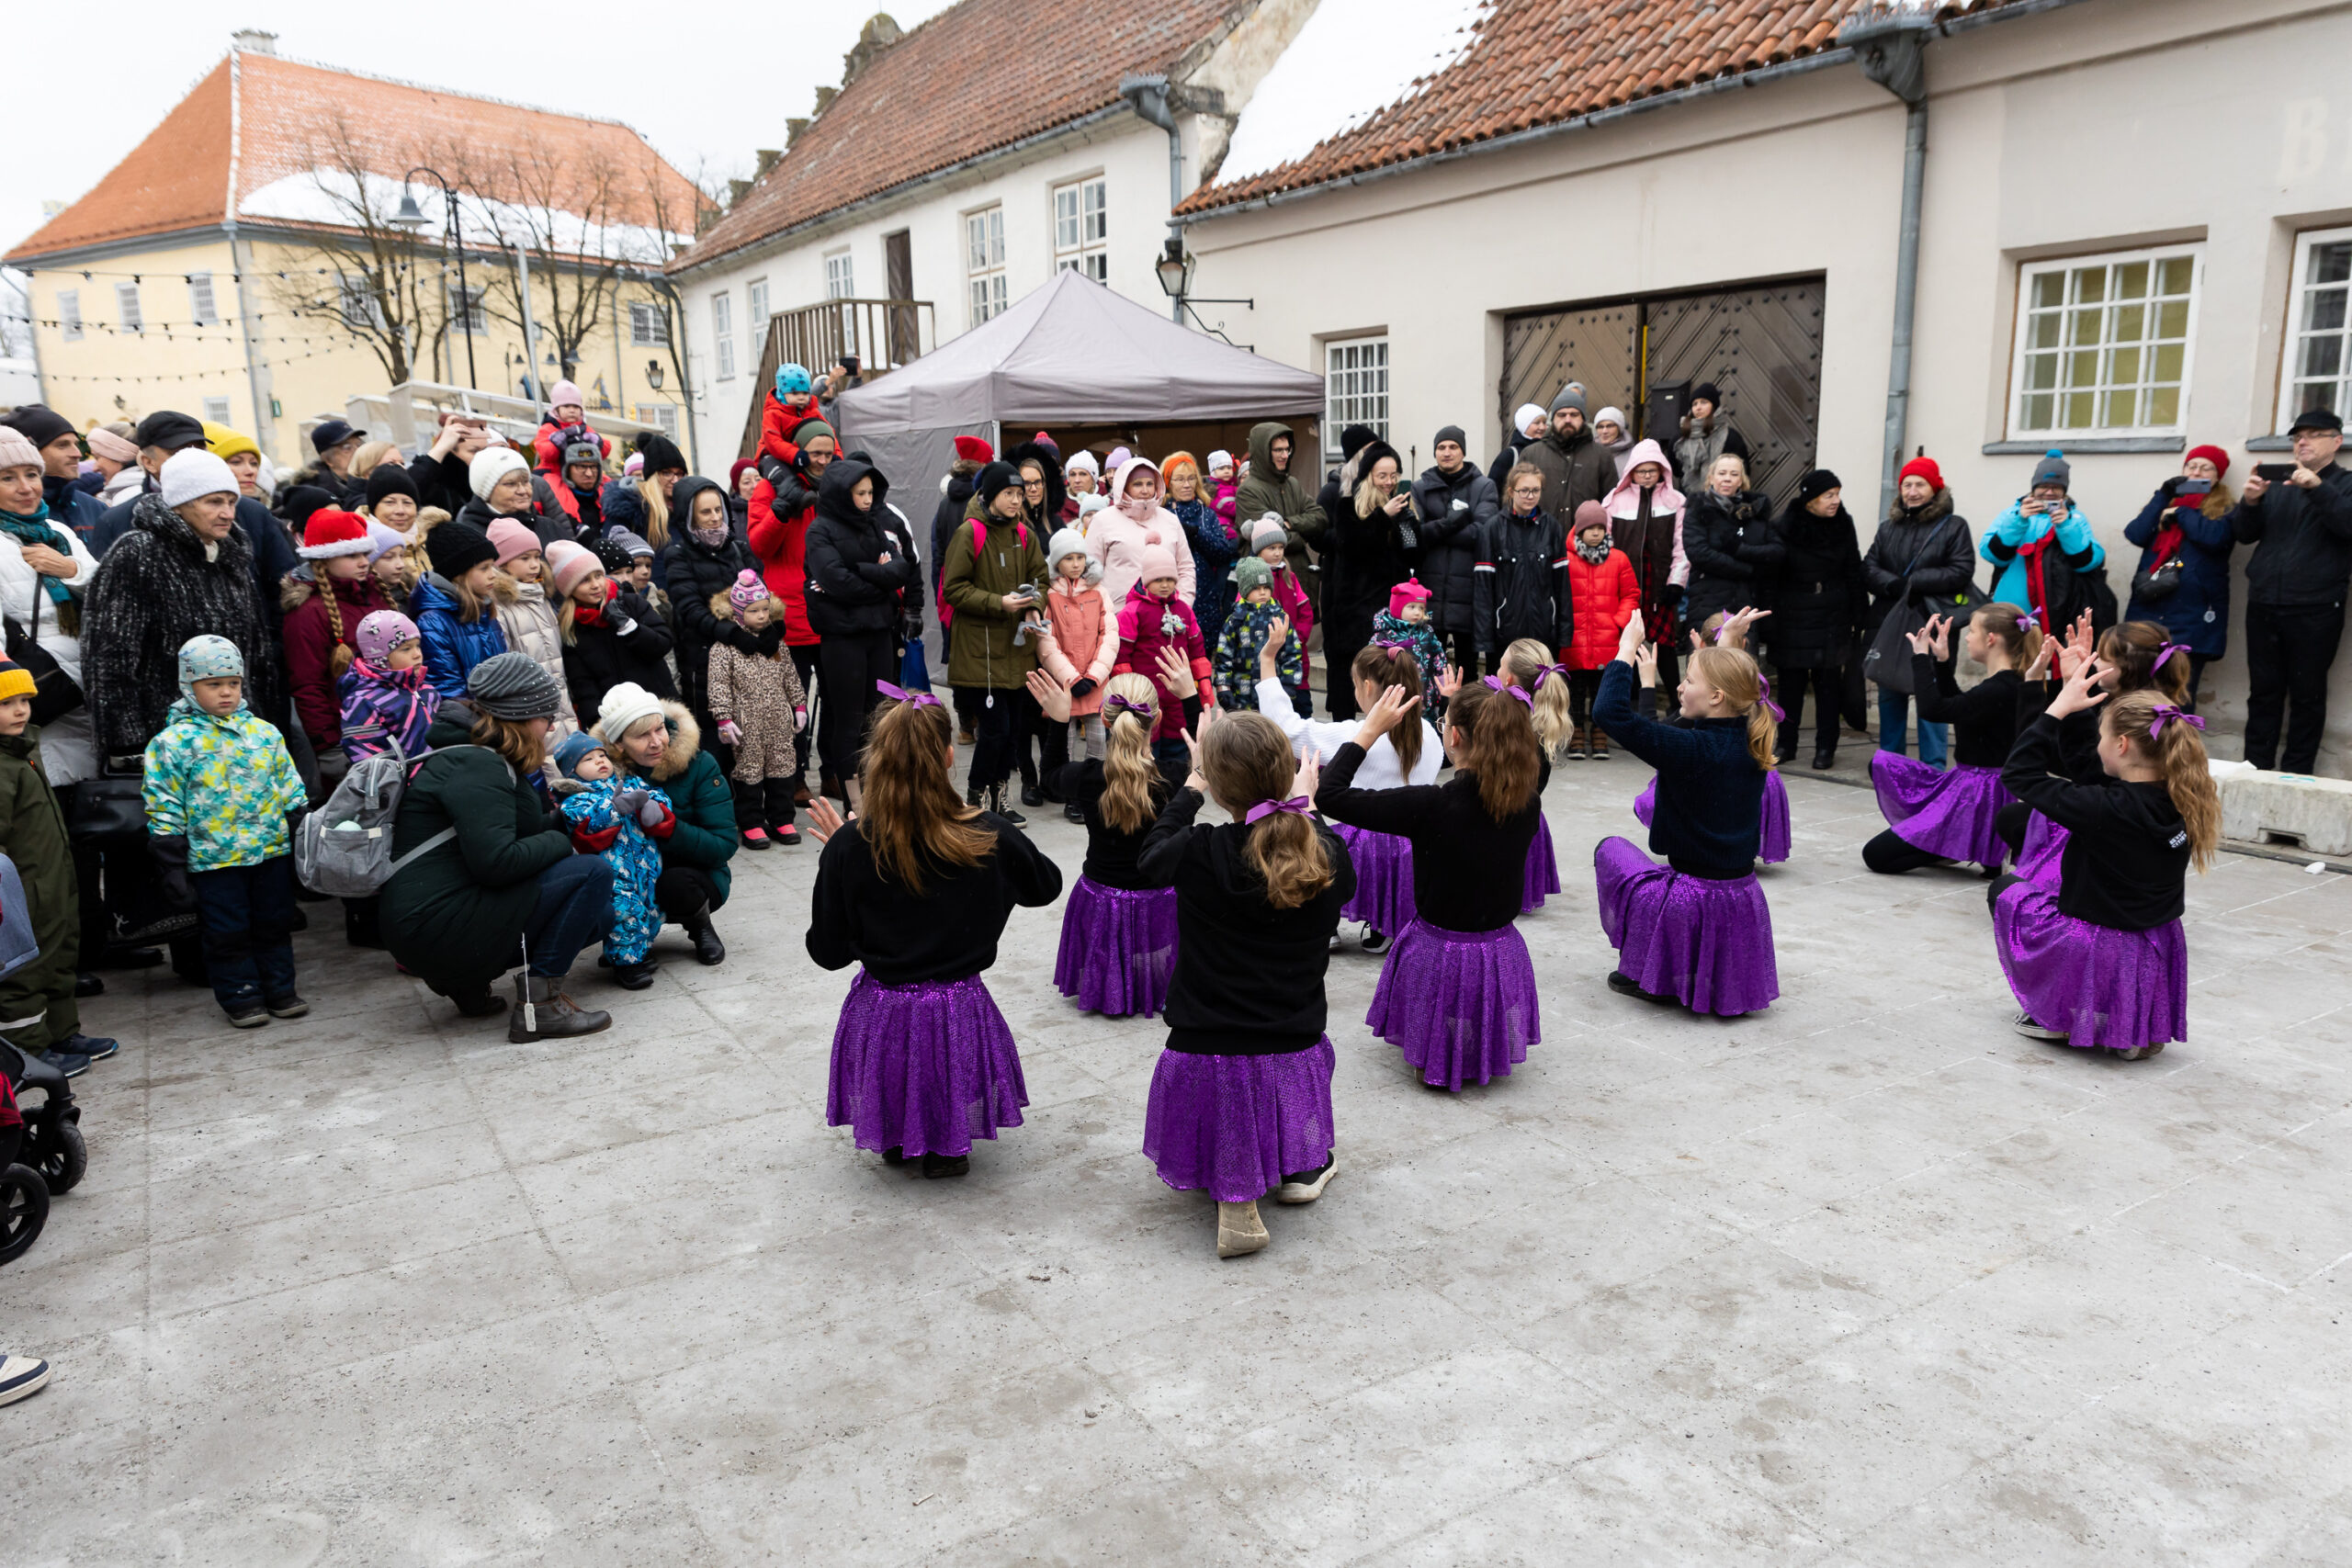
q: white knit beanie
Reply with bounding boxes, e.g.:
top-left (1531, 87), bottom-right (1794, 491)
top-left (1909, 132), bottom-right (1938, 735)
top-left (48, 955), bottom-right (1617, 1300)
top-left (1046, 527), bottom-right (1091, 569)
top-left (1515, 402), bottom-right (1546, 435)
top-left (469, 445), bottom-right (529, 502)
top-left (591, 681), bottom-right (665, 746)
top-left (159, 448), bottom-right (240, 508)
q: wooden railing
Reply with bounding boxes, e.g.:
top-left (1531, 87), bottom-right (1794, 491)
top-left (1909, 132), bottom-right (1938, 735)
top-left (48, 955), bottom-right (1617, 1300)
top-left (742, 297), bottom-right (933, 457)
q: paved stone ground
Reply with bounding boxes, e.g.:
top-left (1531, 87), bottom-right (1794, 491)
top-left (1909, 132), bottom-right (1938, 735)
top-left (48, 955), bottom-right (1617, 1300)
top-left (6, 753), bottom-right (2350, 1566)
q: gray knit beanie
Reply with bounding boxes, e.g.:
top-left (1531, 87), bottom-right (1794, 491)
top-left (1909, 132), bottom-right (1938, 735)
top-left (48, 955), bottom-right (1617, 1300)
top-left (465, 650), bottom-right (562, 720)
top-left (1549, 383), bottom-right (1588, 419)
top-left (2030, 448), bottom-right (2071, 493)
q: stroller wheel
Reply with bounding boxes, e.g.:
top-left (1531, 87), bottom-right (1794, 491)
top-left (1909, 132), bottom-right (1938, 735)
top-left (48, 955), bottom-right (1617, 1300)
top-left (0, 1166), bottom-right (49, 1265)
top-left (32, 1121), bottom-right (85, 1196)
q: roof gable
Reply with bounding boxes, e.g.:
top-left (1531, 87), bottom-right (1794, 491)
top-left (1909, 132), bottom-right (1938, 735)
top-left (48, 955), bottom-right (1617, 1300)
top-left (1181, 0), bottom-right (2018, 214)
top-left (12, 59), bottom-right (238, 256)
top-left (675, 0), bottom-right (1246, 274)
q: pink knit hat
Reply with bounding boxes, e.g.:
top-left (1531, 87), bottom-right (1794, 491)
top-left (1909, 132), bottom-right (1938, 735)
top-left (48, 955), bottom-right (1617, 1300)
top-left (486, 519), bottom-right (542, 566)
top-left (86, 426), bottom-right (139, 464)
top-left (1387, 577), bottom-right (1431, 618)
top-left (1137, 544), bottom-right (1179, 588)
top-left (545, 538), bottom-right (601, 598)
top-left (727, 569), bottom-right (767, 616)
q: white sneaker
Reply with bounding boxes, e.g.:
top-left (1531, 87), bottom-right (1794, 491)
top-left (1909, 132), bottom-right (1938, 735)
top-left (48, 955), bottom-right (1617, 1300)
top-left (2012, 1011), bottom-right (2070, 1043)
top-left (1328, 931), bottom-right (1345, 954)
top-left (0, 1353), bottom-right (51, 1406)
top-left (1276, 1154), bottom-right (1338, 1205)
top-left (1216, 1200), bottom-right (1270, 1258)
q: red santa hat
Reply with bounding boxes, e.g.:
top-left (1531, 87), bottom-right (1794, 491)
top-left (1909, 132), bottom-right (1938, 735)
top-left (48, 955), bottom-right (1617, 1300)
top-left (298, 508), bottom-right (374, 559)
top-left (953, 434), bottom-right (994, 464)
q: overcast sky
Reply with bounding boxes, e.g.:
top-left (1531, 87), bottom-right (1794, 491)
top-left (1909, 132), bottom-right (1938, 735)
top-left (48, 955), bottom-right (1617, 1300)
top-left (6, 0), bottom-right (956, 257)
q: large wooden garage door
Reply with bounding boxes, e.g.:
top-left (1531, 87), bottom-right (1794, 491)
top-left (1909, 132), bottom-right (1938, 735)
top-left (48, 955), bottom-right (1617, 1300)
top-left (1501, 277), bottom-right (1826, 506)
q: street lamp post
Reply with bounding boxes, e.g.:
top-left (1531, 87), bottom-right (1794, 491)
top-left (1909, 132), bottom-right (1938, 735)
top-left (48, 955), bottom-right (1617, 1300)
top-left (390, 168), bottom-right (474, 389)
top-left (1153, 237), bottom-right (1253, 347)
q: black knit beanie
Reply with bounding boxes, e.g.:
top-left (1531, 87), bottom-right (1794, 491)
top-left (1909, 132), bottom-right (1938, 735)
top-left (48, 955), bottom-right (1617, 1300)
top-left (425, 520), bottom-right (497, 580)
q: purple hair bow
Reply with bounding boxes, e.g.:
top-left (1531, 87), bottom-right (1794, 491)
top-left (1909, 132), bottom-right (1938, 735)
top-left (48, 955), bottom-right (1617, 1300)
top-left (876, 680), bottom-right (942, 710)
top-left (2152, 643), bottom-right (2190, 672)
top-left (1536, 663), bottom-right (1574, 686)
top-left (1373, 637), bottom-right (1417, 655)
top-left (1102, 693), bottom-right (1153, 723)
top-left (2148, 702), bottom-right (2204, 738)
top-left (2017, 609), bottom-right (2041, 632)
top-left (1756, 674), bottom-right (1785, 724)
top-left (1245, 795), bottom-right (1313, 824)
top-left (1482, 673), bottom-right (1533, 708)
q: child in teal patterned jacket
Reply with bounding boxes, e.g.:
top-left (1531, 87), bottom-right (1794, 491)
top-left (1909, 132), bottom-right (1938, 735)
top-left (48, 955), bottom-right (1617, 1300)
top-left (141, 636), bottom-right (311, 1028)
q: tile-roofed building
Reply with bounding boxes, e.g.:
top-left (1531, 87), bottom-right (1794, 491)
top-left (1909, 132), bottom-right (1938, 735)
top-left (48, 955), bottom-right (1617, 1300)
top-left (1180, 0), bottom-right (2019, 214)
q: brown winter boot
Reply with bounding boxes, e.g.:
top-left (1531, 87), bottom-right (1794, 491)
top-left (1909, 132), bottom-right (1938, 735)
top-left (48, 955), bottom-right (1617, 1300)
top-left (508, 972), bottom-right (612, 1043)
top-left (1588, 728), bottom-right (1611, 761)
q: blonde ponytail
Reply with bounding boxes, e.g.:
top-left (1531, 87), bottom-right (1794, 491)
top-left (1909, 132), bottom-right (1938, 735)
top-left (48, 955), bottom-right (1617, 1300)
top-left (1097, 672), bottom-right (1161, 834)
top-left (1499, 637), bottom-right (1573, 758)
top-left (1688, 646), bottom-right (1777, 771)
top-left (2105, 691), bottom-right (2220, 873)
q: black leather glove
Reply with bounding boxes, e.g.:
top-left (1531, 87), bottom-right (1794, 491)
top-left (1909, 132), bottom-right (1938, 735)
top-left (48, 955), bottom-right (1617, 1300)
top-left (150, 834), bottom-right (197, 914)
top-left (1069, 678), bottom-right (1098, 700)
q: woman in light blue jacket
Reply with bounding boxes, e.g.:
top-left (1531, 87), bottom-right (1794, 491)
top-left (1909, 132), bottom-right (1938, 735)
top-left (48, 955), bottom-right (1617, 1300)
top-left (1982, 449), bottom-right (2102, 629)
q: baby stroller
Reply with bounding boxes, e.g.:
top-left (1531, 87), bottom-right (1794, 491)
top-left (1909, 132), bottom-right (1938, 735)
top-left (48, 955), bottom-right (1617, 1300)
top-left (0, 1041), bottom-right (85, 1265)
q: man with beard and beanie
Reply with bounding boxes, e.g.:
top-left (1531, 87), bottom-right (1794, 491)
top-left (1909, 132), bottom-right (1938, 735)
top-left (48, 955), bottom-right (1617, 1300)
top-left (1238, 420), bottom-right (1327, 614)
top-left (0, 405), bottom-right (107, 547)
top-left (1519, 384), bottom-right (1615, 526)
top-left (1673, 382), bottom-right (1750, 501)
top-left (83, 449), bottom-right (286, 770)
top-left (1408, 425), bottom-right (1500, 683)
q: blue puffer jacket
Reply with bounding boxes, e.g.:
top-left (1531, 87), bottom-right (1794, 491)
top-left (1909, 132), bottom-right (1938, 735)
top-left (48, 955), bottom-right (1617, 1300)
top-left (409, 572), bottom-right (511, 699)
top-left (1982, 498), bottom-right (2102, 622)
top-left (2122, 481), bottom-right (2234, 657)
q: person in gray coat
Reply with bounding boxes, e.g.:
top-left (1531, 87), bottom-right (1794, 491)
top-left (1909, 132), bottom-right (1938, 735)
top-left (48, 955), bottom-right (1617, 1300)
top-left (1408, 425), bottom-right (1499, 682)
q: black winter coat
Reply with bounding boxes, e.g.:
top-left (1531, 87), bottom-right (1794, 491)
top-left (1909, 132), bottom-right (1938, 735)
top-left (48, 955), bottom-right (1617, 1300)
top-left (1862, 490), bottom-right (1977, 632)
top-left (932, 465), bottom-right (980, 602)
top-left (662, 479), bottom-right (766, 708)
top-left (803, 460), bottom-right (921, 637)
top-left (1768, 502), bottom-right (1867, 670)
top-left (1407, 460), bottom-right (1498, 635)
top-left (82, 492), bottom-right (285, 758)
top-left (1474, 507), bottom-right (1573, 655)
top-left (1318, 442), bottom-right (1409, 651)
top-left (560, 585), bottom-right (676, 725)
top-left (2232, 463), bottom-right (2352, 609)
top-left (1680, 489), bottom-right (1784, 631)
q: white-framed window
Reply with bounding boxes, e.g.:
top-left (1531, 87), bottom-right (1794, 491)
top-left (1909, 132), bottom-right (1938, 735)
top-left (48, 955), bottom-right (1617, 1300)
top-left (710, 290), bottom-right (735, 380)
top-left (2280, 226), bottom-right (2352, 431)
top-left (2007, 246), bottom-right (2200, 438)
top-left (628, 301), bottom-right (668, 348)
top-left (966, 205), bottom-right (1007, 326)
top-left (338, 277), bottom-right (383, 330)
top-left (57, 288), bottom-right (82, 342)
top-left (448, 283), bottom-right (486, 334)
top-left (825, 251), bottom-right (855, 299)
top-left (117, 281), bottom-right (142, 333)
top-left (1326, 336), bottom-right (1390, 440)
top-left (187, 272), bottom-right (218, 326)
top-left (201, 396), bottom-right (232, 425)
top-left (1053, 176), bottom-right (1108, 282)
top-left (635, 403), bottom-right (679, 440)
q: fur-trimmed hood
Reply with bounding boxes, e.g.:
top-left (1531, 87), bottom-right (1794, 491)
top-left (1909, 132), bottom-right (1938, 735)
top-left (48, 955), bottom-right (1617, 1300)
top-left (601, 697), bottom-right (702, 784)
top-left (1885, 487), bottom-right (1954, 525)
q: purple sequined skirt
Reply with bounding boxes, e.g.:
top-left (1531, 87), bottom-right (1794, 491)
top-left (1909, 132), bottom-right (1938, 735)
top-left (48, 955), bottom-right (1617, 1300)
top-left (1142, 1038), bottom-right (1337, 1202)
top-left (1367, 919), bottom-right (1540, 1089)
top-left (1522, 811), bottom-right (1561, 912)
top-left (1635, 773), bottom-right (1789, 864)
top-left (1994, 880), bottom-right (2188, 1049)
top-left (2018, 811), bottom-right (2069, 889)
top-left (826, 971), bottom-right (1027, 1157)
top-left (1334, 823), bottom-right (1416, 935)
top-left (1594, 836), bottom-right (1779, 1017)
top-left (1873, 754), bottom-right (2014, 869)
top-left (1054, 876), bottom-right (1179, 1018)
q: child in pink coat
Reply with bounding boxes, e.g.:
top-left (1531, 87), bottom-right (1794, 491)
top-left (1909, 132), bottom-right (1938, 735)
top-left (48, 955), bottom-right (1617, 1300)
top-left (1207, 449), bottom-right (1241, 537)
top-left (1037, 527), bottom-right (1114, 769)
top-left (1113, 544), bottom-right (1212, 771)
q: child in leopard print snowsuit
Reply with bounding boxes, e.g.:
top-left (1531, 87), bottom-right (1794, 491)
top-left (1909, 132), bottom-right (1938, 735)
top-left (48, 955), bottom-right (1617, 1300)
top-left (704, 570), bottom-right (807, 849)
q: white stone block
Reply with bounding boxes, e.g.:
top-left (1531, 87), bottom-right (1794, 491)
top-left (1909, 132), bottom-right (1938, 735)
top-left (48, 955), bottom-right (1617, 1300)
top-left (2218, 766), bottom-right (2352, 856)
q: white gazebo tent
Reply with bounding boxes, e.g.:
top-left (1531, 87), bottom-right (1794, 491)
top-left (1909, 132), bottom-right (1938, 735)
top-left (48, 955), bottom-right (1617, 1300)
top-left (830, 269), bottom-right (1327, 492)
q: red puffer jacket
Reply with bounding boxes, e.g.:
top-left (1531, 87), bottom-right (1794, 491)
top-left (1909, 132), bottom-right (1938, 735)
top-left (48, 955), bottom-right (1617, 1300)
top-left (1565, 546), bottom-right (1640, 671)
top-left (1112, 585), bottom-right (1212, 739)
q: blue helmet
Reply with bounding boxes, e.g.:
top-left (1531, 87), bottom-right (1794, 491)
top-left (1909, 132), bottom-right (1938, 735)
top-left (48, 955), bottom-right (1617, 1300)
top-left (775, 362), bottom-right (813, 398)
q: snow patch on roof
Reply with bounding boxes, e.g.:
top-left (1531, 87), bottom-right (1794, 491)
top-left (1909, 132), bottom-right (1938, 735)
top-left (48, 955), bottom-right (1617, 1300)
top-left (239, 168), bottom-right (685, 263)
top-left (1215, 0), bottom-right (1491, 186)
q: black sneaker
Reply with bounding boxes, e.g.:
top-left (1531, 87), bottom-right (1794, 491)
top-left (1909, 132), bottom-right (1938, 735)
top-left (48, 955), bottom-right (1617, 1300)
top-left (74, 971), bottom-right (104, 998)
top-left (611, 961), bottom-right (659, 991)
top-left (226, 1005), bottom-right (270, 1030)
top-left (1063, 804), bottom-right (1086, 824)
top-left (880, 1145), bottom-right (910, 1167)
top-left (921, 1152), bottom-right (970, 1179)
top-left (2012, 1010), bottom-right (2069, 1043)
top-left (1359, 924), bottom-right (1391, 954)
top-left (1607, 970), bottom-right (1673, 1004)
top-left (61, 1033), bottom-right (119, 1064)
top-left (265, 995), bottom-right (310, 1020)
top-left (1020, 783), bottom-right (1045, 808)
top-left (43, 1051), bottom-right (92, 1077)
top-left (1276, 1155), bottom-right (1338, 1204)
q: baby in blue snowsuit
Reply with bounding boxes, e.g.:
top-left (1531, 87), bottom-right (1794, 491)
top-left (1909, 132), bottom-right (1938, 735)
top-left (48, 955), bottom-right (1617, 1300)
top-left (551, 731), bottom-right (673, 981)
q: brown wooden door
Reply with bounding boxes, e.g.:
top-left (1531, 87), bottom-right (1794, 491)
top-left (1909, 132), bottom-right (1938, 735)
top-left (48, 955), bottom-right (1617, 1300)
top-left (1641, 279), bottom-right (1826, 505)
top-left (884, 230), bottom-right (916, 366)
top-left (1497, 304), bottom-right (1637, 457)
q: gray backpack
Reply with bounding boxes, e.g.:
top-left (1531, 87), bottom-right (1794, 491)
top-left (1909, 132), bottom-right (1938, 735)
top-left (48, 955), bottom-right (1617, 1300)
top-left (293, 739), bottom-right (455, 897)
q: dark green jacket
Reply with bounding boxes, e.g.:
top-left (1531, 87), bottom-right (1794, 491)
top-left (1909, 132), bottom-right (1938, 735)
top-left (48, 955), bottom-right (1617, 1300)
top-left (605, 699), bottom-right (735, 905)
top-left (1236, 420), bottom-right (1328, 606)
top-left (381, 707), bottom-right (572, 992)
top-left (0, 731), bottom-right (78, 1031)
top-left (940, 509), bottom-right (1046, 690)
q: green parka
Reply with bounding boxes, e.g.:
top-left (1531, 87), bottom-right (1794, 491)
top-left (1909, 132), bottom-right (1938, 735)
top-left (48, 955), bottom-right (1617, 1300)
top-left (601, 698), bottom-right (736, 906)
top-left (381, 706), bottom-right (573, 994)
top-left (0, 730), bottom-right (79, 1051)
top-left (1235, 421), bottom-right (1328, 606)
top-left (940, 509), bottom-right (1047, 691)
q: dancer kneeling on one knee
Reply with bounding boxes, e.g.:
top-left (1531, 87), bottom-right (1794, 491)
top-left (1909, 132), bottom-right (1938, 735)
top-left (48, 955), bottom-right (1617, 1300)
top-left (1865, 603), bottom-right (2032, 876)
top-left (1494, 638), bottom-right (1570, 910)
top-left (1028, 647), bottom-right (1201, 1018)
top-left (1632, 609), bottom-right (1791, 864)
top-left (806, 684), bottom-right (1062, 1179)
top-left (1134, 709), bottom-right (1352, 1258)
top-left (1990, 661), bottom-right (2216, 1060)
top-left (1591, 610), bottom-right (1781, 1017)
top-left (1318, 678), bottom-right (1547, 1091)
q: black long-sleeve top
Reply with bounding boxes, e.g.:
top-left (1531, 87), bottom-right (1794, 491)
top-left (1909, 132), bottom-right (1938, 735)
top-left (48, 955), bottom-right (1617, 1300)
top-left (1315, 740), bottom-right (1544, 932)
top-left (2001, 713), bottom-right (2188, 931)
top-left (1134, 787), bottom-right (1354, 1055)
top-left (1910, 655), bottom-right (2023, 768)
top-left (1591, 659), bottom-right (1765, 877)
top-left (1047, 696), bottom-right (1199, 888)
top-left (806, 811), bottom-right (1062, 984)
top-left (2013, 676), bottom-right (2105, 783)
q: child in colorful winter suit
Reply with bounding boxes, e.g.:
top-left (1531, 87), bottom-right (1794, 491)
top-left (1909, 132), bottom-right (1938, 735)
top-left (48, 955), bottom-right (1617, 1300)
top-left (551, 728), bottom-right (676, 989)
top-left (1206, 449), bottom-right (1241, 539)
top-left (1212, 557), bottom-right (1306, 713)
top-left (1114, 545), bottom-right (1213, 773)
top-left (337, 610), bottom-right (441, 763)
top-left (142, 636), bottom-right (311, 1028)
top-left (1369, 578), bottom-right (1448, 703)
top-left (704, 570), bottom-right (807, 849)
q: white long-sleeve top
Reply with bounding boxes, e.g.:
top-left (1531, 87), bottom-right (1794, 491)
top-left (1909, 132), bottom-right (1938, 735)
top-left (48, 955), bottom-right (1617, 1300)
top-left (1254, 676), bottom-right (1441, 788)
